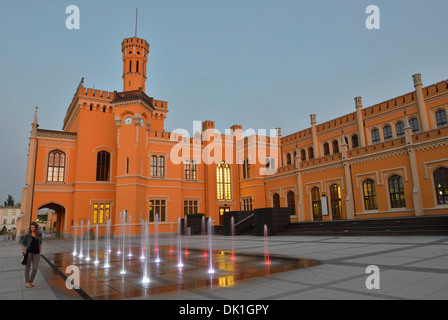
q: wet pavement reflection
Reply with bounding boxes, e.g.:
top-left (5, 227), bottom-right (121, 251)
top-left (43, 246), bottom-right (318, 300)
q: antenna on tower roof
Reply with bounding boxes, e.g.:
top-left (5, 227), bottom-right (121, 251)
top-left (135, 8), bottom-right (138, 37)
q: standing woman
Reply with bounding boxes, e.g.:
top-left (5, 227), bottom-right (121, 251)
top-left (21, 222), bottom-right (42, 288)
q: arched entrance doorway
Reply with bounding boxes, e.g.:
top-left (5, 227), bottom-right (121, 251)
top-left (37, 203), bottom-right (66, 238)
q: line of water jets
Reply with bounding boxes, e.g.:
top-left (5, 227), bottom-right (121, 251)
top-left (71, 213), bottom-right (271, 284)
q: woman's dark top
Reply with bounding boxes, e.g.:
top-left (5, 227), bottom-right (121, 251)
top-left (22, 232), bottom-right (42, 253)
top-left (28, 236), bottom-right (40, 254)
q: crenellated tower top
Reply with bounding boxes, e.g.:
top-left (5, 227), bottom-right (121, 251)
top-left (122, 37), bottom-right (150, 92)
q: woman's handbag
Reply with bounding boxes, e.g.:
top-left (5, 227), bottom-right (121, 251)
top-left (21, 251), bottom-right (29, 265)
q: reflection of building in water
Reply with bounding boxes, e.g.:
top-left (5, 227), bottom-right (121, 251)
top-left (18, 34), bottom-right (448, 238)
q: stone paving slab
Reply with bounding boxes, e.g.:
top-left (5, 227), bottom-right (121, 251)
top-left (0, 234), bottom-right (447, 300)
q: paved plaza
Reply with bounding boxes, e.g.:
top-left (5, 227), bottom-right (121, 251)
top-left (1, 234), bottom-right (447, 300)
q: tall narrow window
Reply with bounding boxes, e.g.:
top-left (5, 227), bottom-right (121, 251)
top-left (136, 60), bottom-right (139, 73)
top-left (191, 160), bottom-right (197, 180)
top-left (287, 191), bottom-right (295, 216)
top-left (273, 193), bottom-right (280, 208)
top-left (217, 162), bottom-right (232, 200)
top-left (363, 179), bottom-right (378, 210)
top-left (129, 60), bottom-right (132, 73)
top-left (301, 149), bottom-right (306, 161)
top-left (286, 153), bottom-right (292, 165)
top-left (184, 160), bottom-right (191, 180)
top-left (308, 147), bottom-right (314, 160)
top-left (409, 118), bottom-right (419, 134)
top-left (311, 187), bottom-right (322, 221)
top-left (96, 151), bottom-right (110, 181)
top-left (242, 160), bottom-right (246, 179)
top-left (434, 167), bottom-right (448, 205)
top-left (332, 140), bottom-right (339, 154)
top-left (396, 122), bottom-right (405, 138)
top-left (352, 135), bottom-right (359, 149)
top-left (323, 143), bottom-right (330, 156)
top-left (242, 159), bottom-right (250, 179)
top-left (388, 175), bottom-right (406, 208)
top-left (158, 156), bottom-right (165, 177)
top-left (151, 155), bottom-right (157, 177)
top-left (436, 110), bottom-right (447, 128)
top-left (330, 184), bottom-right (342, 220)
top-left (383, 125), bottom-right (393, 141)
top-left (47, 150), bottom-right (66, 182)
top-left (371, 129), bottom-right (380, 144)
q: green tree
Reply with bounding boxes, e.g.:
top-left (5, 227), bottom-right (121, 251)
top-left (3, 194), bottom-right (14, 207)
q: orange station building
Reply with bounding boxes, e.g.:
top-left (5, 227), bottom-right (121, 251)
top-left (18, 36), bottom-right (448, 238)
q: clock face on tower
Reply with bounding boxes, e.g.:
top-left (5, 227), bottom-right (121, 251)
top-left (124, 116), bottom-right (132, 126)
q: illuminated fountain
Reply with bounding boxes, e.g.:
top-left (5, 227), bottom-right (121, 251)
top-left (177, 217), bottom-right (183, 268)
top-left (94, 224), bottom-right (99, 265)
top-left (85, 220), bottom-right (91, 261)
top-left (154, 214), bottom-right (161, 263)
top-left (127, 214), bottom-right (133, 257)
top-left (184, 215), bottom-right (189, 256)
top-left (141, 220), bottom-right (150, 284)
top-left (117, 212), bottom-right (122, 255)
top-left (78, 220), bottom-right (84, 258)
top-left (72, 221), bottom-right (78, 256)
top-left (202, 216), bottom-right (207, 257)
top-left (207, 218), bottom-right (214, 274)
top-left (103, 219), bottom-right (111, 268)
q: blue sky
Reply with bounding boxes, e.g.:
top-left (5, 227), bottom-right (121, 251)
top-left (0, 0), bottom-right (447, 203)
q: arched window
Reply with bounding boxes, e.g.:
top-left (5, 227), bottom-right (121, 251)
top-left (371, 129), bottom-right (380, 144)
top-left (301, 149), bottom-right (306, 161)
top-left (383, 125), bottom-right (393, 141)
top-left (96, 151), bottom-right (110, 181)
top-left (388, 175), bottom-right (406, 208)
top-left (409, 118), bottom-right (419, 134)
top-left (308, 147), bottom-right (314, 160)
top-left (436, 110), bottom-right (447, 128)
top-left (273, 193), bottom-right (280, 208)
top-left (158, 156), bottom-right (165, 177)
top-left (323, 143), bottom-right (330, 156)
top-left (330, 184), bottom-right (342, 220)
top-left (217, 162), bottom-right (231, 200)
top-left (286, 153), bottom-right (292, 165)
top-left (311, 187), bottom-right (322, 221)
top-left (332, 140), bottom-right (339, 154)
top-left (396, 122), bottom-right (405, 138)
top-left (352, 135), bottom-right (359, 149)
top-left (434, 167), bottom-right (448, 205)
top-left (363, 179), bottom-right (378, 210)
top-left (151, 155), bottom-right (158, 177)
top-left (287, 191), bottom-right (295, 215)
top-left (47, 150), bottom-right (66, 182)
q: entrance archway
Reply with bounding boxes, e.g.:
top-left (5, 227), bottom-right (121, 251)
top-left (37, 203), bottom-right (66, 238)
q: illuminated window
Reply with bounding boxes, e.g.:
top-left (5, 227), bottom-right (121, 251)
top-left (47, 150), bottom-right (65, 182)
top-left (330, 184), bottom-right (342, 220)
top-left (149, 200), bottom-right (166, 222)
top-left (388, 175), bottom-right (406, 208)
top-left (183, 200), bottom-right (198, 216)
top-left (434, 167), bottom-right (448, 205)
top-left (184, 160), bottom-right (197, 181)
top-left (92, 203), bottom-right (111, 224)
top-left (217, 162), bottom-right (231, 200)
top-left (184, 160), bottom-right (191, 180)
top-left (311, 187), bottom-right (322, 221)
top-left (96, 151), bottom-right (110, 181)
top-left (363, 179), bottom-right (378, 210)
top-left (191, 161), bottom-right (197, 180)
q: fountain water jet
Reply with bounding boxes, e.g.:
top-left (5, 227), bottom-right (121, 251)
top-left (103, 219), bottom-right (111, 268)
top-left (117, 212), bottom-right (122, 255)
top-left (230, 216), bottom-right (236, 261)
top-left (264, 224), bottom-right (271, 266)
top-left (177, 217), bottom-right (183, 268)
top-left (184, 215), bottom-right (189, 256)
top-left (72, 221), bottom-right (78, 256)
top-left (127, 214), bottom-right (133, 257)
top-left (85, 220), bottom-right (91, 261)
top-left (78, 220), bottom-right (84, 258)
top-left (169, 220), bottom-right (174, 253)
top-left (207, 219), bottom-right (214, 274)
top-left (154, 214), bottom-right (160, 263)
top-left (94, 224), bottom-right (99, 265)
top-left (202, 216), bottom-right (207, 257)
top-left (141, 220), bottom-right (151, 284)
top-left (140, 219), bottom-right (145, 260)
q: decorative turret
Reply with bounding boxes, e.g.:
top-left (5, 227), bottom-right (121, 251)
top-left (122, 37), bottom-right (150, 92)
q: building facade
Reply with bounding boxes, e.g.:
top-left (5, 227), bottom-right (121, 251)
top-left (18, 35), bottom-right (448, 238)
top-left (1, 205), bottom-right (20, 234)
